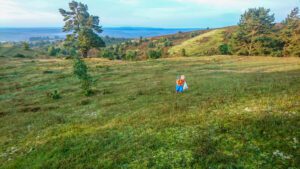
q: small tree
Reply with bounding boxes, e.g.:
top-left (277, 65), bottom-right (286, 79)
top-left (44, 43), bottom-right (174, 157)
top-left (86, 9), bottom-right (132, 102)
top-left (219, 44), bottom-right (230, 55)
top-left (181, 48), bottom-right (186, 56)
top-left (125, 50), bottom-right (138, 60)
top-left (148, 42), bottom-right (156, 48)
top-left (23, 42), bottom-right (30, 50)
top-left (147, 49), bottom-right (162, 59)
top-left (73, 58), bottom-right (93, 96)
top-left (48, 46), bottom-right (58, 56)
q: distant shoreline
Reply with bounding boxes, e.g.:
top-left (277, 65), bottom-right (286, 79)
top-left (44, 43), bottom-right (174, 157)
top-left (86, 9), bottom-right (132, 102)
top-left (0, 27), bottom-right (202, 42)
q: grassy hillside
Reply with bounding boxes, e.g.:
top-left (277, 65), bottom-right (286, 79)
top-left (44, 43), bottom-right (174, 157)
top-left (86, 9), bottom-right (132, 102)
top-left (169, 29), bottom-right (225, 57)
top-left (0, 44), bottom-right (42, 58)
top-left (1, 56), bottom-right (300, 168)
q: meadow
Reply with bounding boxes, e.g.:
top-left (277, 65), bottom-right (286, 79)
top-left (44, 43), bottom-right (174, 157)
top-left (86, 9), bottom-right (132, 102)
top-left (0, 56), bottom-right (299, 168)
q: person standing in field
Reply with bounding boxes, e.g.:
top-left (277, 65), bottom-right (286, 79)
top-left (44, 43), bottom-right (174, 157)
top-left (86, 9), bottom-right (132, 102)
top-left (176, 75), bottom-right (188, 93)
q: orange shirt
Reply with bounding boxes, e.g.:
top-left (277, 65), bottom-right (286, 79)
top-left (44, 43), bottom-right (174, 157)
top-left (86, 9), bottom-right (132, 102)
top-left (177, 79), bottom-right (185, 86)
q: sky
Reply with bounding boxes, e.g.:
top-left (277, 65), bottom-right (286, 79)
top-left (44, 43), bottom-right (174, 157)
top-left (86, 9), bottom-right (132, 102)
top-left (0, 0), bottom-right (299, 28)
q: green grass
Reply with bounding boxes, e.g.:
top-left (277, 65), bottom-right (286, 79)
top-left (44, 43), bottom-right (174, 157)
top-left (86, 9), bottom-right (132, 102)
top-left (0, 56), bottom-right (300, 168)
top-left (169, 29), bottom-right (225, 57)
top-left (0, 45), bottom-right (41, 58)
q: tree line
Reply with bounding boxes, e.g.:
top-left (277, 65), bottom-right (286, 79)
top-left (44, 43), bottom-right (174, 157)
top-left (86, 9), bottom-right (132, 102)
top-left (226, 7), bottom-right (300, 57)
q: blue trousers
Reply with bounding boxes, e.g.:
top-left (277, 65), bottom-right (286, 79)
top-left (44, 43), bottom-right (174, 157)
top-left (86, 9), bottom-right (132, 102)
top-left (176, 85), bottom-right (183, 92)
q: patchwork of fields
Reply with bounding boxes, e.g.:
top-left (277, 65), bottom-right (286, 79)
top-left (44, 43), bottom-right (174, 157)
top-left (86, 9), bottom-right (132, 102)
top-left (0, 56), bottom-right (299, 168)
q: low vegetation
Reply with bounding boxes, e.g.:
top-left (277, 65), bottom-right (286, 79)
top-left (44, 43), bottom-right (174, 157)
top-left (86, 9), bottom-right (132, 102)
top-left (0, 56), bottom-right (299, 168)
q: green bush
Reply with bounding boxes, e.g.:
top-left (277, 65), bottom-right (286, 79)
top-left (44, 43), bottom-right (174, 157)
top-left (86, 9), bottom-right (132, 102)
top-left (181, 48), bottom-right (186, 56)
top-left (47, 90), bottom-right (61, 100)
top-left (147, 49), bottom-right (162, 59)
top-left (14, 53), bottom-right (26, 58)
top-left (73, 58), bottom-right (93, 96)
top-left (219, 44), bottom-right (231, 55)
top-left (164, 40), bottom-right (173, 47)
top-left (125, 50), bottom-right (138, 60)
top-left (148, 42), bottom-right (156, 48)
top-left (22, 42), bottom-right (30, 50)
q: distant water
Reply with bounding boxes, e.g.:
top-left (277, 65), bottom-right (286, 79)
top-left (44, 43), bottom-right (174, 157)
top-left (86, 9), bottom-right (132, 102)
top-left (0, 27), bottom-right (199, 42)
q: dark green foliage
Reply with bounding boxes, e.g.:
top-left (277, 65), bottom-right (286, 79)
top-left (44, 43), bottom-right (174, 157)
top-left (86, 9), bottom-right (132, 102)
top-left (281, 7), bottom-right (300, 57)
top-left (164, 39), bottom-right (173, 47)
top-left (231, 7), bottom-right (275, 56)
top-left (148, 41), bottom-right (156, 48)
top-left (48, 46), bottom-right (60, 56)
top-left (73, 58), bottom-right (93, 95)
top-left (219, 44), bottom-right (230, 55)
top-left (147, 49), bottom-right (162, 59)
top-left (14, 53), bottom-right (26, 58)
top-left (22, 42), bottom-right (30, 50)
top-left (47, 90), bottom-right (61, 100)
top-left (125, 50), bottom-right (138, 60)
top-left (78, 29), bottom-right (105, 57)
top-left (100, 48), bottom-right (115, 60)
top-left (59, 1), bottom-right (105, 58)
top-left (181, 48), bottom-right (186, 56)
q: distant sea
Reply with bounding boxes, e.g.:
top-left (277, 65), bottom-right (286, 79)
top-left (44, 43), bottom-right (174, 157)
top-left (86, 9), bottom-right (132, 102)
top-left (0, 27), bottom-right (200, 42)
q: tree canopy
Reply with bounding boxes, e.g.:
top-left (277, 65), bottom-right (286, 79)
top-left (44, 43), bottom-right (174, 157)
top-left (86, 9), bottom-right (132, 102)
top-left (59, 1), bottom-right (105, 58)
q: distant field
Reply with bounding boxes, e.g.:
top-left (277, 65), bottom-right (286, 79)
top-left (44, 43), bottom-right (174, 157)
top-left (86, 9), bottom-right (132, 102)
top-left (0, 56), bottom-right (299, 168)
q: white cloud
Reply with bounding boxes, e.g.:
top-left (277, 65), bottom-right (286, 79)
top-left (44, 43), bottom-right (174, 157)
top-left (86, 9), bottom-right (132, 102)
top-left (0, 0), bottom-right (61, 27)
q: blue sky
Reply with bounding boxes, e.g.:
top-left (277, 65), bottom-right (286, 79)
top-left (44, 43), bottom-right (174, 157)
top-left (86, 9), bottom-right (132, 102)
top-left (0, 0), bottom-right (299, 28)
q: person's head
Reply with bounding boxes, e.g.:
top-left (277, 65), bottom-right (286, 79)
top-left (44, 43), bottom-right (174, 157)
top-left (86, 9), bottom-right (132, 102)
top-left (180, 75), bottom-right (185, 80)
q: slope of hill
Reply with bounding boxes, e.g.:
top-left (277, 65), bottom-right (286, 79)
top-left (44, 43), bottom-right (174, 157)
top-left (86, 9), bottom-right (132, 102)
top-left (0, 45), bottom-right (43, 58)
top-left (1, 56), bottom-right (299, 168)
top-left (168, 29), bottom-right (225, 57)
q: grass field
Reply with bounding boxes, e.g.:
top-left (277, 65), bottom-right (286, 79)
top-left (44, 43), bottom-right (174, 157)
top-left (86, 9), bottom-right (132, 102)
top-left (0, 56), bottom-right (300, 168)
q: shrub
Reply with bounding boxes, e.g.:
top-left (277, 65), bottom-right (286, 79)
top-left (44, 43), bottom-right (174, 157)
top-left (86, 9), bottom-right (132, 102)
top-left (148, 42), bottom-right (156, 48)
top-left (219, 44), bottom-right (231, 55)
top-left (48, 46), bottom-right (60, 56)
top-left (181, 48), bottom-right (186, 56)
top-left (22, 42), bottom-right (30, 50)
top-left (47, 90), bottom-right (61, 100)
top-left (164, 40), bottom-right (173, 47)
top-left (73, 58), bottom-right (93, 96)
top-left (125, 50), bottom-right (138, 60)
top-left (190, 32), bottom-right (198, 38)
top-left (100, 49), bottom-right (114, 60)
top-left (14, 53), bottom-right (26, 58)
top-left (147, 49), bottom-right (162, 59)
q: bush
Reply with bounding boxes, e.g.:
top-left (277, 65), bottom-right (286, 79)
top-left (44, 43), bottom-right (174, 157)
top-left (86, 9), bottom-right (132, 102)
top-left (148, 42), bottom-right (156, 48)
top-left (164, 40), bottom-right (173, 47)
top-left (147, 49), bottom-right (162, 59)
top-left (125, 50), bottom-right (138, 60)
top-left (181, 48), bottom-right (186, 56)
top-left (73, 58), bottom-right (93, 96)
top-left (47, 90), bottom-right (61, 100)
top-left (219, 44), bottom-right (231, 55)
top-left (48, 46), bottom-right (60, 56)
top-left (100, 49), bottom-right (114, 60)
top-left (22, 42), bottom-right (30, 50)
top-left (14, 53), bottom-right (26, 58)
top-left (190, 32), bottom-right (198, 38)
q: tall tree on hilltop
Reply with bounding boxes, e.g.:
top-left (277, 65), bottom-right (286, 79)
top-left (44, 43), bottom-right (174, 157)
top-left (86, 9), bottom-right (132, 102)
top-left (59, 1), bottom-right (105, 58)
top-left (282, 7), bottom-right (300, 57)
top-left (232, 7), bottom-right (275, 55)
